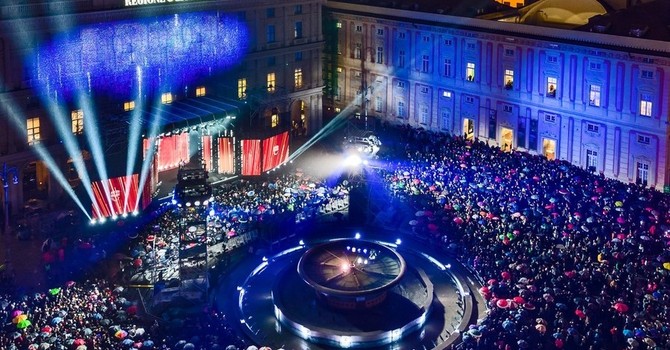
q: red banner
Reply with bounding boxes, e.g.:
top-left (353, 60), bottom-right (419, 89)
top-left (156, 133), bottom-right (190, 171)
top-left (262, 131), bottom-right (290, 172)
top-left (91, 174), bottom-right (148, 219)
top-left (241, 139), bottom-right (261, 176)
top-left (202, 135), bottom-right (212, 171)
top-left (217, 137), bottom-right (235, 174)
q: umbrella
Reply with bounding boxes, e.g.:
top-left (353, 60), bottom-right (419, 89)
top-left (614, 302), bottom-right (629, 313)
top-left (13, 314), bottom-right (28, 324)
top-left (663, 262), bottom-right (670, 270)
top-left (17, 319), bottom-right (32, 329)
top-left (122, 339), bottom-right (134, 346)
top-left (409, 220), bottom-right (419, 226)
top-left (184, 344), bottom-right (195, 350)
top-left (11, 310), bottom-right (23, 318)
top-left (48, 288), bottom-right (61, 296)
top-left (496, 299), bottom-right (509, 308)
top-left (115, 330), bottom-right (128, 339)
top-left (415, 210), bottom-right (425, 217)
top-left (76, 346), bottom-right (87, 350)
top-left (51, 317), bottom-right (63, 325)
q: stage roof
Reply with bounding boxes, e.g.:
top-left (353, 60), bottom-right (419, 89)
top-left (111, 95), bottom-right (247, 134)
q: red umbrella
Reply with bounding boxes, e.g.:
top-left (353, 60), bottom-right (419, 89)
top-left (487, 279), bottom-right (498, 285)
top-left (453, 217), bottom-right (464, 225)
top-left (614, 302), bottom-right (629, 313)
top-left (74, 339), bottom-right (86, 346)
top-left (496, 299), bottom-right (509, 308)
top-left (41, 325), bottom-right (52, 334)
top-left (501, 271), bottom-right (511, 280)
top-left (513, 296), bottom-right (525, 304)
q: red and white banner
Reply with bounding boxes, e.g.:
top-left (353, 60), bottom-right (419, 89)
top-left (262, 131), bottom-right (290, 172)
top-left (156, 133), bottom-right (190, 171)
top-left (91, 174), bottom-right (150, 219)
top-left (217, 137), bottom-right (235, 174)
top-left (241, 139), bottom-right (261, 176)
top-left (202, 135), bottom-right (212, 171)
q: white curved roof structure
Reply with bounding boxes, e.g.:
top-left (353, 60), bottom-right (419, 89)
top-left (502, 0), bottom-right (609, 28)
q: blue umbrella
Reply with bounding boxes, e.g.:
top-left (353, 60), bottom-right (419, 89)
top-left (143, 340), bottom-right (155, 348)
top-left (122, 338), bottom-right (134, 346)
top-left (502, 320), bottom-right (515, 331)
top-left (623, 329), bottom-right (634, 338)
top-left (51, 317), bottom-right (63, 325)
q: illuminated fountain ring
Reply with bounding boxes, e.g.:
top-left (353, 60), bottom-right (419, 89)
top-left (297, 239), bottom-right (407, 310)
top-left (234, 236), bottom-right (482, 349)
top-left (271, 239), bottom-right (432, 347)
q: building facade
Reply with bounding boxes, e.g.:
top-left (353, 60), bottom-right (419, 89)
top-left (325, 0), bottom-right (670, 192)
top-left (0, 0), bottom-right (324, 218)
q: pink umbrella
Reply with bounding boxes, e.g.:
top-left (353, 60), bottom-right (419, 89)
top-left (617, 217), bottom-right (626, 224)
top-left (453, 217), bottom-right (464, 225)
top-left (11, 310), bottom-right (23, 318)
top-left (613, 302), bottom-right (629, 313)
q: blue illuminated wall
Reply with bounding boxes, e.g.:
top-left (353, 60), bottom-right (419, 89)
top-left (30, 11), bottom-right (249, 98)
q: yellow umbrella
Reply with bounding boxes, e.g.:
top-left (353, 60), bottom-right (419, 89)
top-left (663, 262), bottom-right (670, 271)
top-left (12, 314), bottom-right (28, 324)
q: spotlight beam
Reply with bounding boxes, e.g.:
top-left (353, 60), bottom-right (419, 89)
top-left (123, 65), bottom-right (144, 214)
top-left (0, 93), bottom-right (91, 220)
top-left (134, 98), bottom-right (164, 211)
top-left (40, 97), bottom-right (104, 218)
top-left (77, 88), bottom-right (116, 216)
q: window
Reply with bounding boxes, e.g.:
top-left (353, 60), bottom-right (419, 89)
top-left (161, 92), bottom-right (172, 104)
top-left (422, 36), bottom-right (430, 43)
top-left (267, 72), bottom-right (276, 92)
top-left (641, 70), bottom-right (654, 79)
top-left (71, 109), bottom-right (83, 135)
top-left (589, 62), bottom-right (602, 71)
top-left (267, 8), bottom-right (275, 18)
top-left (505, 48), bottom-right (514, 57)
top-left (376, 47), bottom-right (384, 64)
top-left (547, 77), bottom-right (557, 97)
top-left (238, 78), bottom-right (247, 99)
top-left (267, 56), bottom-right (276, 66)
top-left (640, 95), bottom-right (652, 117)
top-left (335, 107), bottom-right (341, 112)
top-left (353, 70), bottom-right (362, 78)
top-left (294, 68), bottom-right (303, 89)
top-left (271, 111), bottom-right (279, 128)
top-left (444, 39), bottom-right (452, 46)
top-left (420, 86), bottom-right (429, 94)
top-left (503, 105), bottom-right (513, 113)
top-left (397, 100), bottom-right (406, 118)
top-left (466, 62), bottom-right (475, 81)
top-left (637, 161), bottom-right (649, 184)
top-left (398, 32), bottom-right (405, 39)
top-left (544, 113), bottom-right (556, 123)
top-left (637, 134), bottom-right (651, 145)
top-left (444, 59), bottom-right (452, 77)
top-left (421, 55), bottom-right (429, 73)
top-left (420, 104), bottom-right (429, 124)
top-left (586, 149), bottom-right (598, 170)
top-left (396, 81), bottom-right (405, 88)
top-left (336, 67), bottom-right (343, 73)
top-left (442, 90), bottom-right (452, 98)
top-left (336, 22), bottom-right (342, 29)
top-left (465, 96), bottom-right (474, 103)
top-left (375, 96), bottom-right (383, 112)
top-left (335, 85), bottom-right (342, 101)
top-left (504, 69), bottom-right (514, 89)
top-left (294, 21), bottom-right (303, 39)
top-left (123, 101), bottom-right (135, 111)
top-left (267, 25), bottom-right (276, 43)
top-left (467, 42), bottom-right (475, 50)
top-left (295, 51), bottom-right (303, 61)
top-left (195, 86), bottom-right (206, 97)
top-left (547, 55), bottom-right (558, 63)
top-left (27, 117), bottom-right (40, 145)
top-left (398, 50), bottom-right (405, 67)
top-left (586, 123), bottom-right (599, 133)
top-left (354, 43), bottom-right (362, 59)
top-left (377, 28), bottom-right (384, 36)
top-left (294, 4), bottom-right (302, 14)
top-left (441, 109), bottom-right (450, 129)
top-left (355, 25), bottom-right (362, 32)
top-left (589, 85), bottom-right (601, 106)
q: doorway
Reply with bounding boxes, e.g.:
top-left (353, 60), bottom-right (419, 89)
top-left (500, 127), bottom-right (513, 152)
top-left (542, 138), bottom-right (557, 160)
top-left (463, 118), bottom-right (475, 141)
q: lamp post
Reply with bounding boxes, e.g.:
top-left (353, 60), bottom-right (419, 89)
top-left (1, 162), bottom-right (19, 235)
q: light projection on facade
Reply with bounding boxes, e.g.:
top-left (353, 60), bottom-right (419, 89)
top-left (28, 11), bottom-right (249, 98)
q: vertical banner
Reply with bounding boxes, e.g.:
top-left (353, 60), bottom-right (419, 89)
top-left (217, 137), bottom-right (235, 174)
top-left (92, 174), bottom-right (140, 219)
top-left (202, 135), bottom-right (212, 171)
top-left (156, 133), bottom-right (191, 171)
top-left (241, 139), bottom-right (261, 176)
top-left (262, 131), bottom-right (290, 172)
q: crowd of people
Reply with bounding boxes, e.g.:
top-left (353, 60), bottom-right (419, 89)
top-left (1, 120), bottom-right (669, 350)
top-left (376, 124), bottom-right (670, 350)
